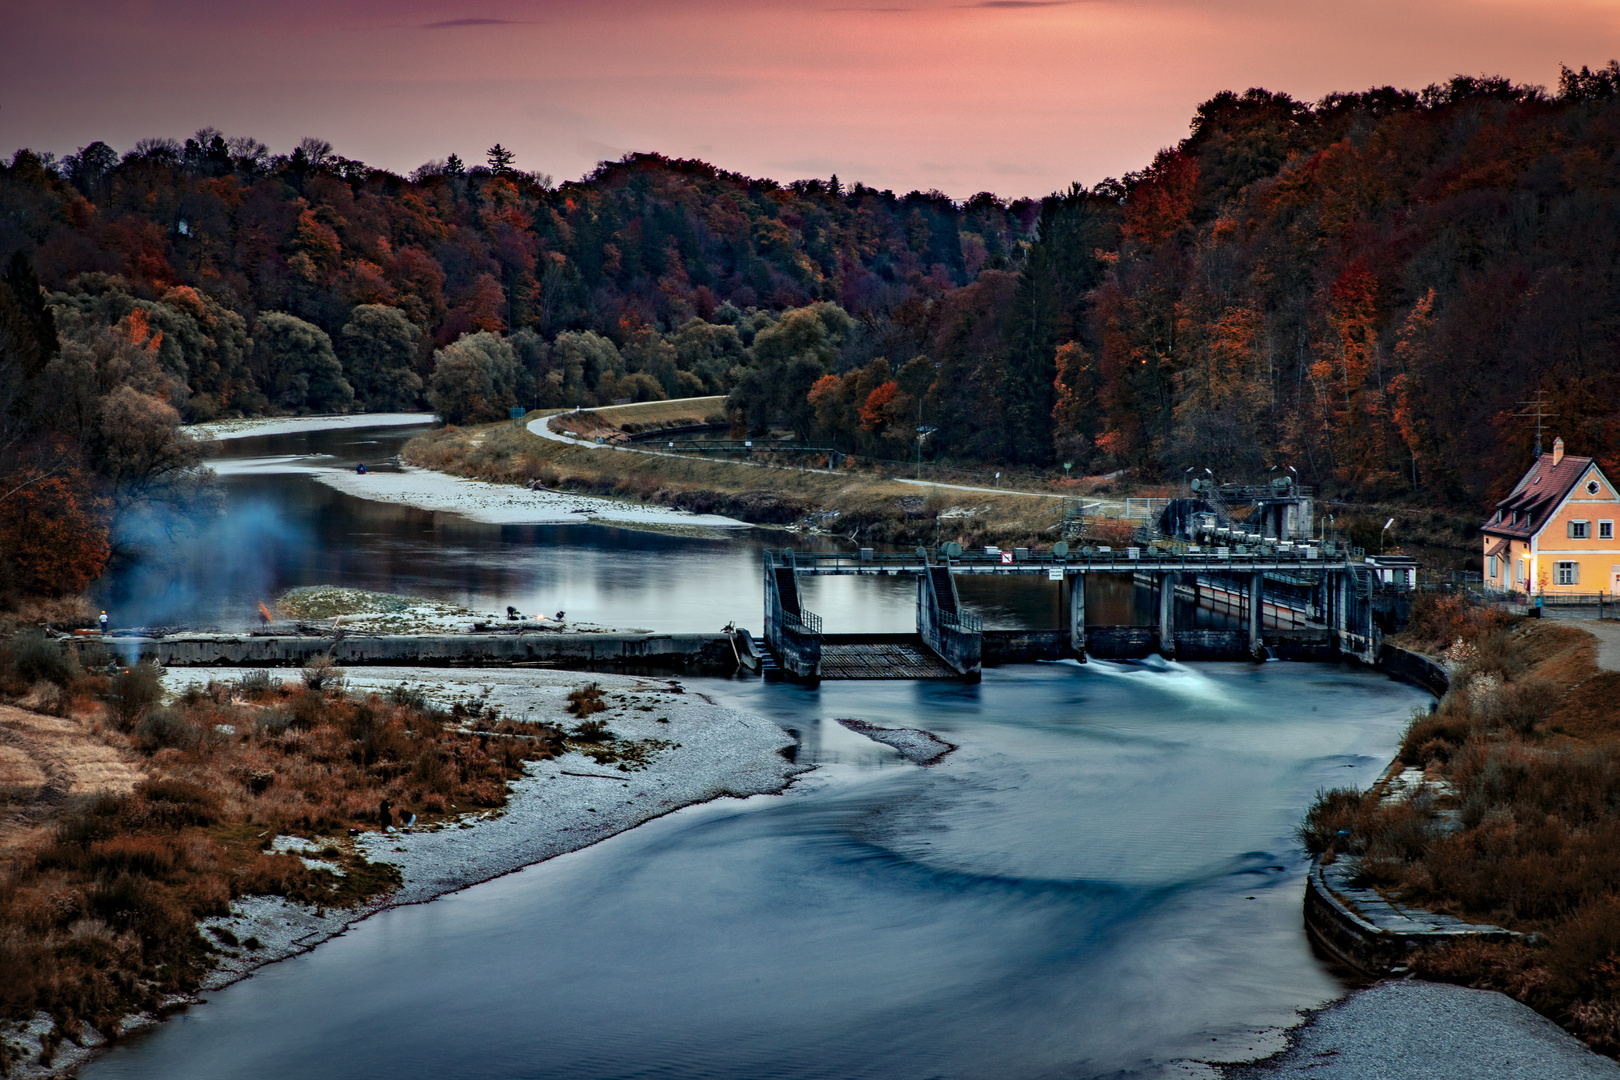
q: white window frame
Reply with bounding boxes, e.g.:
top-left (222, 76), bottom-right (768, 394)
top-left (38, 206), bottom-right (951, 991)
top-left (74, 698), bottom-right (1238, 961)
top-left (1558, 561), bottom-right (1579, 586)
top-left (1489, 555), bottom-right (1500, 579)
top-left (1571, 520), bottom-right (1590, 539)
top-left (1602, 520), bottom-right (1614, 540)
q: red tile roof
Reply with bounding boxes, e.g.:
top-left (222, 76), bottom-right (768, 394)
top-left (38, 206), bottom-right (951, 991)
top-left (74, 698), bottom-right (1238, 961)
top-left (1482, 453), bottom-right (1595, 539)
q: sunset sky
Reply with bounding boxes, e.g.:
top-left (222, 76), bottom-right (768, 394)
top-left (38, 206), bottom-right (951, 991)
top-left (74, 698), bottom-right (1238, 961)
top-left (5, 0), bottom-right (1619, 199)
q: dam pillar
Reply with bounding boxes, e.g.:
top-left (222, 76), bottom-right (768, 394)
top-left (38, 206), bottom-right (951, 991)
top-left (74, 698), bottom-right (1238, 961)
top-left (1158, 572), bottom-right (1176, 657)
top-left (1249, 572), bottom-right (1264, 657)
top-left (1069, 571), bottom-right (1086, 661)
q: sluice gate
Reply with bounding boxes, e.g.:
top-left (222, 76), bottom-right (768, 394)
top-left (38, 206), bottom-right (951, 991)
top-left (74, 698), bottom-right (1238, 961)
top-left (761, 547), bottom-right (1382, 684)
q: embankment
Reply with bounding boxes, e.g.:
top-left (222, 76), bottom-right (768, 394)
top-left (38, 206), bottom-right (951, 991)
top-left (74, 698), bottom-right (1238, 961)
top-left (401, 415), bottom-right (1074, 549)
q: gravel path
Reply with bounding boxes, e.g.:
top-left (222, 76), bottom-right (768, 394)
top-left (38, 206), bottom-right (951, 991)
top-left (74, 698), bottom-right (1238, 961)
top-left (1221, 980), bottom-right (1620, 1079)
top-left (1582, 619), bottom-right (1620, 672)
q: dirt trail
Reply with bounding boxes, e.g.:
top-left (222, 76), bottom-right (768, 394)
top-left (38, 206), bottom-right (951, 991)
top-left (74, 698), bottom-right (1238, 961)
top-left (0, 705), bottom-right (143, 868)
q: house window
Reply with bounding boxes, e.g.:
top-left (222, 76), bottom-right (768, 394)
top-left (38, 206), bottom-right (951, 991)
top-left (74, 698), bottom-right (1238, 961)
top-left (1558, 562), bottom-right (1579, 586)
top-left (1517, 560), bottom-right (1527, 586)
top-left (1571, 520), bottom-right (1590, 539)
top-left (1589, 480), bottom-right (1602, 495)
top-left (1489, 555), bottom-right (1500, 579)
top-left (1603, 521), bottom-right (1614, 540)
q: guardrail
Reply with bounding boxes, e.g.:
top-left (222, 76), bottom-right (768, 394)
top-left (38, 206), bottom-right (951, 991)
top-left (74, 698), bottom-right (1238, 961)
top-left (776, 547), bottom-right (1361, 573)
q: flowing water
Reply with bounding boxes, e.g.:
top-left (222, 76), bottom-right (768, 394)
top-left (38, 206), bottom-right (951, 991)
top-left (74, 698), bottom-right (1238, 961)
top-left (83, 424), bottom-right (1428, 1079)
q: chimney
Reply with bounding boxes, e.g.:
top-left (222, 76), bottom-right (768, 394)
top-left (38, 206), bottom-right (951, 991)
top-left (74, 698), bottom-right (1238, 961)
top-left (1553, 437), bottom-right (1565, 466)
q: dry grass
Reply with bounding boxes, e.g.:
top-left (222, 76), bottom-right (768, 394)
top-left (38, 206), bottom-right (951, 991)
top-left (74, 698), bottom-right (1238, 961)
top-left (587, 396), bottom-right (727, 428)
top-left (1303, 611), bottom-right (1620, 1052)
top-left (0, 636), bottom-right (572, 1067)
top-left (404, 421), bottom-right (1071, 549)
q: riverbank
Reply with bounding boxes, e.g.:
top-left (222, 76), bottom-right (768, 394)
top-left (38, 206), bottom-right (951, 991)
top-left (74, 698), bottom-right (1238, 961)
top-left (0, 665), bottom-right (803, 1078)
top-left (403, 415), bottom-right (1079, 549)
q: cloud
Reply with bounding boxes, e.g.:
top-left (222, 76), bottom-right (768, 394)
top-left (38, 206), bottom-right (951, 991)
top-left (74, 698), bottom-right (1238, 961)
top-left (422, 18), bottom-right (529, 29)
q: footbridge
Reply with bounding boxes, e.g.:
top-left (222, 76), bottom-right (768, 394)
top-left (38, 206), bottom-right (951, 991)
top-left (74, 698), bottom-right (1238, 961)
top-left (762, 545), bottom-right (1383, 683)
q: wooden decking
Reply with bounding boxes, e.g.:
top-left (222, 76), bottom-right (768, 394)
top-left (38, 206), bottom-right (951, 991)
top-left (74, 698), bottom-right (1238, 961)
top-left (818, 643), bottom-right (959, 679)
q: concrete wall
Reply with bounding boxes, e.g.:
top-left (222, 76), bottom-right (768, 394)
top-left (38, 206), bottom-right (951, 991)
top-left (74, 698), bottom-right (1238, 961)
top-left (73, 632), bottom-right (738, 675)
top-left (982, 630), bottom-right (1069, 664)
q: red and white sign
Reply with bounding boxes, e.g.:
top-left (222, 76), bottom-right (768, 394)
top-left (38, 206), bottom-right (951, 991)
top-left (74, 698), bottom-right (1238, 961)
top-left (1000, 551), bottom-right (1013, 565)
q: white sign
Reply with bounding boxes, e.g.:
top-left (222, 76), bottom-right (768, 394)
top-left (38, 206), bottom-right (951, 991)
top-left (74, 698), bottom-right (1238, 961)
top-left (1048, 568), bottom-right (1064, 581)
top-left (1000, 551), bottom-right (1014, 565)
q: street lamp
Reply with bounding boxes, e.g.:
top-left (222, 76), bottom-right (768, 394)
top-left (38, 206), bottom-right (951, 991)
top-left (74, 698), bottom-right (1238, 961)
top-left (1380, 517), bottom-right (1395, 554)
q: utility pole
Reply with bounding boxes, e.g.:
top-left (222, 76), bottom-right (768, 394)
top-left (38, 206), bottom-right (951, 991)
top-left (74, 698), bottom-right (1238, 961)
top-left (1515, 391), bottom-right (1557, 459)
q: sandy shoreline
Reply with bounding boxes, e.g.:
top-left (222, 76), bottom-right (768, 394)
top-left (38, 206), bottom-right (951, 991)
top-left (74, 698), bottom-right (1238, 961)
top-left (183, 413), bottom-right (439, 441)
top-left (8, 667), bottom-right (804, 1078)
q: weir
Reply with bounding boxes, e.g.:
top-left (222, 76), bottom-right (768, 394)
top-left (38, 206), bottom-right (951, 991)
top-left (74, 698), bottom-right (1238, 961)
top-left (760, 546), bottom-right (1383, 683)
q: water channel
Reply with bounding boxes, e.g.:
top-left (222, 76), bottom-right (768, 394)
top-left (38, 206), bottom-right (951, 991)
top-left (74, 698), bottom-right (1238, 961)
top-left (85, 424), bottom-right (1429, 1079)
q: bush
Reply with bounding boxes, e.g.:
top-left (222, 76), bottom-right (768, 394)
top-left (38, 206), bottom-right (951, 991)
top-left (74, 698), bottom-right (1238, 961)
top-left (7, 630), bottom-right (80, 688)
top-left (105, 662), bottom-right (164, 731)
top-left (133, 707), bottom-right (199, 753)
top-left (1296, 787), bottom-right (1368, 854)
top-left (237, 669), bottom-right (279, 700)
top-left (566, 683), bottom-right (605, 718)
top-left (302, 656), bottom-right (344, 694)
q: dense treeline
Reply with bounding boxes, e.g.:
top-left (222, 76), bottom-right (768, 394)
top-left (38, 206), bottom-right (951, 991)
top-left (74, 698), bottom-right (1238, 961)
top-left (6, 65), bottom-right (1620, 544)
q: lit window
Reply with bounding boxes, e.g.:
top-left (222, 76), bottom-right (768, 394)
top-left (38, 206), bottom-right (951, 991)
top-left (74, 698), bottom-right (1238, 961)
top-left (1558, 562), bottom-right (1578, 586)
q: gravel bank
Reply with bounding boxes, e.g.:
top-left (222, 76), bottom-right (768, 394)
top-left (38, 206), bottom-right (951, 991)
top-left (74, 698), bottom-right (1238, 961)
top-left (317, 463), bottom-right (748, 527)
top-left (183, 413), bottom-right (437, 441)
top-left (1218, 980), bottom-right (1620, 1079)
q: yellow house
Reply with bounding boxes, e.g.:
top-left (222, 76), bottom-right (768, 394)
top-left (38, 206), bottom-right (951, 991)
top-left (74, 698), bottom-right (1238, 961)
top-left (1483, 438), bottom-right (1620, 596)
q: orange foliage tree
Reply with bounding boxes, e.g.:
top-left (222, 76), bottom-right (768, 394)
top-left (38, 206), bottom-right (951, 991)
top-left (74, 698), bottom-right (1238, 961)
top-left (0, 460), bottom-right (111, 596)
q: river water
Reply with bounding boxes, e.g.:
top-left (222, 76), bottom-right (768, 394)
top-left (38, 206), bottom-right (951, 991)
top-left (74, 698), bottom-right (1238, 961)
top-left (85, 425), bottom-right (1428, 1080)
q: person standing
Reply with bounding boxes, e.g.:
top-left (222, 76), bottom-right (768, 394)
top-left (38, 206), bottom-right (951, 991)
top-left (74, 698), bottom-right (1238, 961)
top-left (99, 610), bottom-right (108, 634)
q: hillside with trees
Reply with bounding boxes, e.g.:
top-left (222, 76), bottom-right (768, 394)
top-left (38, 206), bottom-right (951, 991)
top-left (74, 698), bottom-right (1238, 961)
top-left (5, 64), bottom-right (1620, 592)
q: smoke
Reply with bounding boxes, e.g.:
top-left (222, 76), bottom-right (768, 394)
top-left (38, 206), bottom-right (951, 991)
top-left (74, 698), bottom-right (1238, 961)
top-left (99, 496), bottom-right (310, 639)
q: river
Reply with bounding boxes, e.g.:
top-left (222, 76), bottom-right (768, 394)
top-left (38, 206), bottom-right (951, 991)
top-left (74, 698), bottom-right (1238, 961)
top-left (84, 423), bottom-right (1428, 1079)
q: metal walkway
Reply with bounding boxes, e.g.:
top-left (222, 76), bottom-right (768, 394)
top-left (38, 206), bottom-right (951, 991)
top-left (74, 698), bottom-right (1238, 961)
top-left (819, 642), bottom-right (959, 679)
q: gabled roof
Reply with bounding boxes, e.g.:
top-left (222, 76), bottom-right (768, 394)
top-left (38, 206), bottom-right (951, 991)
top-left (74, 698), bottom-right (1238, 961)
top-left (1482, 453), bottom-right (1597, 539)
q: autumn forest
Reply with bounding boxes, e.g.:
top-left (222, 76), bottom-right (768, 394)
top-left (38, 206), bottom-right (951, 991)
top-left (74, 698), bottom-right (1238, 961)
top-left (5, 66), bottom-right (1620, 594)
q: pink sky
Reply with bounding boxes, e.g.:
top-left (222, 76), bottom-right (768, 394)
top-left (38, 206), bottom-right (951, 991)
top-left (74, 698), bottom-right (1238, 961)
top-left (4, 0), bottom-right (1618, 199)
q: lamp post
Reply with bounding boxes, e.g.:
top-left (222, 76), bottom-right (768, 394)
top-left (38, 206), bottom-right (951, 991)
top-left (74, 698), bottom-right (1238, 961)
top-left (1380, 517), bottom-right (1395, 555)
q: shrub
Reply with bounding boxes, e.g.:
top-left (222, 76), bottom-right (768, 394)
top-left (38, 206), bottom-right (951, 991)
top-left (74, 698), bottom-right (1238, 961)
top-left (566, 683), bottom-right (605, 718)
top-left (133, 707), bottom-right (199, 753)
top-left (571, 718), bottom-right (612, 743)
top-left (7, 630), bottom-right (80, 688)
top-left (388, 681), bottom-right (428, 710)
top-left (1296, 787), bottom-right (1367, 854)
top-left (301, 656), bottom-right (345, 694)
top-left (132, 778), bottom-right (222, 828)
top-left (105, 662), bottom-right (164, 731)
top-left (237, 669), bottom-right (279, 699)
